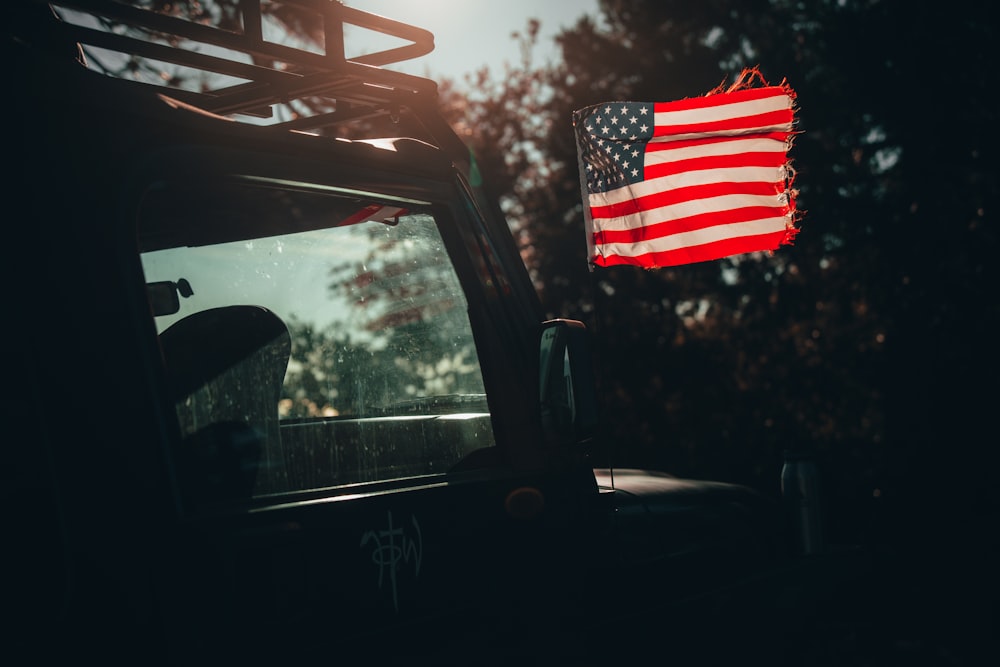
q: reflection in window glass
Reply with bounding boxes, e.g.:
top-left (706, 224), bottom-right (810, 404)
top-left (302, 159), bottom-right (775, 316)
top-left (139, 183), bottom-right (495, 503)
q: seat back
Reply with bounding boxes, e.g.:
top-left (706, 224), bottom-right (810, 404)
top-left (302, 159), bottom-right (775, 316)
top-left (160, 306), bottom-right (291, 503)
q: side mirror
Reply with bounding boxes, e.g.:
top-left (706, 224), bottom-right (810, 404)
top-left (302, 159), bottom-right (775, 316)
top-left (147, 278), bottom-right (193, 316)
top-left (539, 319), bottom-right (598, 444)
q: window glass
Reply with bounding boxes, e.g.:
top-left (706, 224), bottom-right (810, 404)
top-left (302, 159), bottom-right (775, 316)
top-left (139, 180), bottom-right (495, 503)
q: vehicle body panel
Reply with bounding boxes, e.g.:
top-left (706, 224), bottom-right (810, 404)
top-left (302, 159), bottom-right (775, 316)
top-left (5, 3), bottom-right (864, 664)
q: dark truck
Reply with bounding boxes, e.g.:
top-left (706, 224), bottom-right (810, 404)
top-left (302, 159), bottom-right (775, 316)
top-left (6, 1), bottom-right (865, 664)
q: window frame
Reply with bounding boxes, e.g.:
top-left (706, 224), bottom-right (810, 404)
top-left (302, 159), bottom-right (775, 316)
top-left (125, 142), bottom-right (537, 513)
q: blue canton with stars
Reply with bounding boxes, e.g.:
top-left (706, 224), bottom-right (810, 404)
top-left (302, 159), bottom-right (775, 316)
top-left (574, 102), bottom-right (655, 195)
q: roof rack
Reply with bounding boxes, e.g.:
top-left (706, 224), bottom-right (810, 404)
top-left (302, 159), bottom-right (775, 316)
top-left (40, 0), bottom-right (442, 132)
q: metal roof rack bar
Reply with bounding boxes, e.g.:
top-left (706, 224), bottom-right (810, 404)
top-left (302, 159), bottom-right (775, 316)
top-left (44, 0), bottom-right (439, 125)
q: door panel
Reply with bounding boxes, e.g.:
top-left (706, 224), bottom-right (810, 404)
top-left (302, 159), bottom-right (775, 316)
top-left (134, 165), bottom-right (591, 660)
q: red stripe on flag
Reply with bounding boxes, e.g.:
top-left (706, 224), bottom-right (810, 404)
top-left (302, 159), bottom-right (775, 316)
top-left (652, 86), bottom-right (790, 113)
top-left (589, 180), bottom-right (785, 220)
top-left (643, 151), bottom-right (788, 180)
top-left (594, 229), bottom-right (793, 268)
top-left (652, 108), bottom-right (794, 139)
top-left (594, 205), bottom-right (789, 245)
top-left (645, 131), bottom-right (790, 152)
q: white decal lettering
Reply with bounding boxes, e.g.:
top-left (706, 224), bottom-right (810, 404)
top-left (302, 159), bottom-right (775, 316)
top-left (360, 511), bottom-right (423, 612)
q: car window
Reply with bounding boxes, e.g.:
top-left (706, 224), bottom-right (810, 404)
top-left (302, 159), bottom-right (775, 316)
top-left (138, 178), bottom-right (495, 506)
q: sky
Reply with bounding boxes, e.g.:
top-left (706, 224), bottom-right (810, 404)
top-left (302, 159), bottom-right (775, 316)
top-left (341, 1), bottom-right (603, 84)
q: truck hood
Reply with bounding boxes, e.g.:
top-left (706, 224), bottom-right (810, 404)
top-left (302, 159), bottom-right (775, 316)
top-left (592, 468), bottom-right (781, 569)
top-left (594, 467), bottom-right (765, 511)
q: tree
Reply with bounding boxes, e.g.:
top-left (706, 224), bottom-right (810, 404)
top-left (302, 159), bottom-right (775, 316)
top-left (280, 215), bottom-right (488, 419)
top-left (446, 2), bottom-right (998, 655)
top-left (447, 0), bottom-right (998, 543)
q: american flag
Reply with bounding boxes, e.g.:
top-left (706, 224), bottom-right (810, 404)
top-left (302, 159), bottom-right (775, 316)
top-left (574, 70), bottom-right (800, 268)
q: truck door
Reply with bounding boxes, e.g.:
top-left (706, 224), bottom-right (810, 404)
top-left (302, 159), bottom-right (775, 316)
top-left (132, 152), bottom-right (592, 663)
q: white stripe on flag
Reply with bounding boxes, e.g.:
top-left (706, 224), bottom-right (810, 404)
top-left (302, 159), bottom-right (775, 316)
top-left (591, 165), bottom-right (787, 207)
top-left (644, 136), bottom-right (788, 167)
top-left (596, 217), bottom-right (790, 257)
top-left (653, 93), bottom-right (792, 128)
top-left (588, 194), bottom-right (785, 232)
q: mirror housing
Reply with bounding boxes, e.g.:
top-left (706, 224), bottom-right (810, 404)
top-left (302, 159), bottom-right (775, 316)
top-left (147, 278), bottom-right (193, 316)
top-left (539, 319), bottom-right (598, 445)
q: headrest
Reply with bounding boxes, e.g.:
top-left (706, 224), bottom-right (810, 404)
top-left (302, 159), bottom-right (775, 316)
top-left (160, 305), bottom-right (290, 400)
